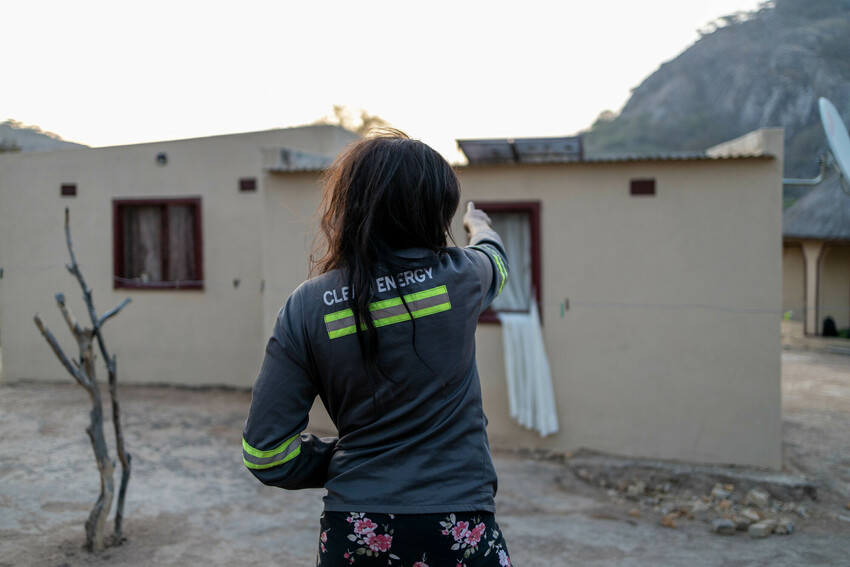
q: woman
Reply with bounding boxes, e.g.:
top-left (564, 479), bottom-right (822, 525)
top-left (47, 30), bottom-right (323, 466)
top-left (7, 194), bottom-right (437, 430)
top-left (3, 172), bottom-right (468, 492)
top-left (243, 131), bottom-right (512, 566)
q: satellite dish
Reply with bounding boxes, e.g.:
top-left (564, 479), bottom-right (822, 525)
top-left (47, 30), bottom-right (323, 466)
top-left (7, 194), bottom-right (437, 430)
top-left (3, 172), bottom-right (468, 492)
top-left (819, 97), bottom-right (850, 185)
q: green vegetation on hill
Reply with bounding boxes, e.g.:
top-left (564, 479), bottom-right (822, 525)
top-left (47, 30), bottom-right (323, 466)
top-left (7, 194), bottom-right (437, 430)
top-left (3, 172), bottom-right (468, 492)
top-left (584, 0), bottom-right (850, 179)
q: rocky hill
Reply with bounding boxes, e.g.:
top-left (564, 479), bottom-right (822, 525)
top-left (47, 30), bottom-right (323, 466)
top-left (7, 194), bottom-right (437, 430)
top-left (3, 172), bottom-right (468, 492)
top-left (0, 120), bottom-right (87, 153)
top-left (584, 0), bottom-right (850, 179)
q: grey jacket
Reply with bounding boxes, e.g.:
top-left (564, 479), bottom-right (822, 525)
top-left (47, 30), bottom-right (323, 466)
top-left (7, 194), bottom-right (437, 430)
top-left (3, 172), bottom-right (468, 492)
top-left (242, 228), bottom-right (509, 513)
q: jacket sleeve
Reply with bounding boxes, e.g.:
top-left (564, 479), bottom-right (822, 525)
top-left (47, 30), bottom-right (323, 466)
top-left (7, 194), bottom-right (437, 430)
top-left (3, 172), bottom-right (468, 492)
top-left (466, 227), bottom-right (511, 313)
top-left (242, 295), bottom-right (337, 489)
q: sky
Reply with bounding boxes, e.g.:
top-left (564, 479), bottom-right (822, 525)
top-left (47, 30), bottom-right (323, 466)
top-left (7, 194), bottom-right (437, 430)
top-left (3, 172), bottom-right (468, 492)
top-left (5, 0), bottom-right (765, 161)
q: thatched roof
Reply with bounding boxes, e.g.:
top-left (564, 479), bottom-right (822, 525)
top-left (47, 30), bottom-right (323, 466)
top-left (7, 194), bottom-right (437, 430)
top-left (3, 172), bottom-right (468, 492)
top-left (783, 173), bottom-right (850, 241)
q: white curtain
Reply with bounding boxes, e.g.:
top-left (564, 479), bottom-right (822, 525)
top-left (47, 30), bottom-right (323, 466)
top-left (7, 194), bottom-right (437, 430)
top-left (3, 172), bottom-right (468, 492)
top-left (498, 297), bottom-right (559, 437)
top-left (167, 205), bottom-right (197, 281)
top-left (489, 213), bottom-right (531, 312)
top-left (124, 206), bottom-right (162, 282)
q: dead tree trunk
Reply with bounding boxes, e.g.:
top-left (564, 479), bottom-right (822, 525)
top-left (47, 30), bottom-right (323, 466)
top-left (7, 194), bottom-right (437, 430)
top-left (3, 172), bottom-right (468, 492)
top-left (33, 208), bottom-right (131, 552)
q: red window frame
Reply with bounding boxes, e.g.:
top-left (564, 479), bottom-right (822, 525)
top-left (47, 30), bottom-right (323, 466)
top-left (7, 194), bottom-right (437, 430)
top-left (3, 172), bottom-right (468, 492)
top-left (473, 201), bottom-right (542, 324)
top-left (112, 197), bottom-right (204, 290)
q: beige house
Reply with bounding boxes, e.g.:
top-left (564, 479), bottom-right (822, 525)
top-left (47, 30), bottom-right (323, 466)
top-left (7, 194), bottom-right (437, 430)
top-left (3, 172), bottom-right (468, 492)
top-left (0, 126), bottom-right (784, 468)
top-left (783, 173), bottom-right (850, 336)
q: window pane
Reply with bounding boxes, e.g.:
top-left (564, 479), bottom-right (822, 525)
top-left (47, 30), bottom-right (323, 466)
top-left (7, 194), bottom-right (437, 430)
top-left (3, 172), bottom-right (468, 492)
top-left (489, 212), bottom-right (531, 311)
top-left (123, 206), bottom-right (162, 282)
top-left (167, 205), bottom-right (197, 281)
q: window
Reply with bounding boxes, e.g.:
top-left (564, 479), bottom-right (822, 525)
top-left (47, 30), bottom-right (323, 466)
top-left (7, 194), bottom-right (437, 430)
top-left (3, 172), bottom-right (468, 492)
top-left (473, 201), bottom-right (541, 323)
top-left (61, 183), bottom-right (77, 197)
top-left (113, 198), bottom-right (203, 289)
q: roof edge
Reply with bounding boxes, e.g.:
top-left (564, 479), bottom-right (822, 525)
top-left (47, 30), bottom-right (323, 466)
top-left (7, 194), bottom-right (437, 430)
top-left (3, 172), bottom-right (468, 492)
top-left (706, 128), bottom-right (784, 159)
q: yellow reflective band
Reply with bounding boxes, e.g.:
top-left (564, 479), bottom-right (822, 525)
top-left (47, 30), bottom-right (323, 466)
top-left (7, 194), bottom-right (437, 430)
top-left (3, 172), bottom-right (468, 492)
top-left (323, 309), bottom-right (354, 323)
top-left (242, 434), bottom-right (295, 458)
top-left (324, 285), bottom-right (451, 339)
top-left (242, 434), bottom-right (302, 470)
top-left (474, 244), bottom-right (508, 295)
top-left (328, 326), bottom-right (358, 339)
top-left (372, 301), bottom-right (452, 328)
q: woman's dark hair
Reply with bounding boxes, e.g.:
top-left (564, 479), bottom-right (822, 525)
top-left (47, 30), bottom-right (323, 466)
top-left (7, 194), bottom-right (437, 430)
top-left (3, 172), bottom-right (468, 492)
top-left (312, 130), bottom-right (460, 390)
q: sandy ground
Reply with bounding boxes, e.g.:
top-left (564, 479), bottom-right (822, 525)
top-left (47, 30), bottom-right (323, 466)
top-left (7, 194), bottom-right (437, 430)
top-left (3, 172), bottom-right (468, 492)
top-left (2, 349), bottom-right (850, 566)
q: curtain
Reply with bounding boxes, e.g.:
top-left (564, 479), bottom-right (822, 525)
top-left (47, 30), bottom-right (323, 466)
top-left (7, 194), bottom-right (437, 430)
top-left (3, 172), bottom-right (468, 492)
top-left (498, 300), bottom-right (559, 437)
top-left (123, 206), bottom-right (162, 282)
top-left (489, 212), bottom-right (531, 311)
top-left (167, 205), bottom-right (197, 281)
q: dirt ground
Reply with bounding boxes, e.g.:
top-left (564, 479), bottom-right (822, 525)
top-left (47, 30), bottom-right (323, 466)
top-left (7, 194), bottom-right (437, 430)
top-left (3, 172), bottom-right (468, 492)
top-left (2, 348), bottom-right (850, 566)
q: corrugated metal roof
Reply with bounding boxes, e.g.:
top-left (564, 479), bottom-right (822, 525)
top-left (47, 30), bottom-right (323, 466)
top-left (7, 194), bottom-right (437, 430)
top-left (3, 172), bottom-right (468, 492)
top-left (456, 134), bottom-right (773, 166)
top-left (783, 173), bottom-right (850, 241)
top-left (581, 151), bottom-right (773, 163)
top-left (457, 136), bottom-right (583, 165)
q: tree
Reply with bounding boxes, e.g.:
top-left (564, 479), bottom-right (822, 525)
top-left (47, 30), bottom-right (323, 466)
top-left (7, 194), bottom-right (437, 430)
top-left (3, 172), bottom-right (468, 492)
top-left (313, 105), bottom-right (392, 135)
top-left (33, 209), bottom-right (132, 552)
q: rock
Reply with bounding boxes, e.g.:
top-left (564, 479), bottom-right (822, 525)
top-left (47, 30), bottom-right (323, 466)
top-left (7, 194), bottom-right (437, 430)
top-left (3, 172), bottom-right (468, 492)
top-left (749, 519), bottom-right (777, 538)
top-left (795, 505), bottom-right (809, 519)
top-left (774, 518), bottom-right (795, 535)
top-left (629, 508), bottom-right (642, 518)
top-left (733, 516), bottom-right (751, 531)
top-left (626, 481), bottom-right (646, 500)
top-left (661, 514), bottom-right (678, 528)
top-left (744, 488), bottom-right (771, 509)
top-left (691, 500), bottom-right (712, 521)
top-left (740, 508), bottom-right (762, 523)
top-left (711, 483), bottom-right (734, 500)
top-left (712, 518), bottom-right (737, 535)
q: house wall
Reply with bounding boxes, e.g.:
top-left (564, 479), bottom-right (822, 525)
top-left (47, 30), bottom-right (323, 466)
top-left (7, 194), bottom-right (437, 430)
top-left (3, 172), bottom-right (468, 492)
top-left (260, 147), bottom-right (783, 467)
top-left (1, 128), bottom-right (783, 468)
top-left (782, 243), bottom-right (805, 321)
top-left (452, 155), bottom-right (783, 468)
top-left (819, 244), bottom-right (850, 331)
top-left (0, 126), bottom-right (355, 387)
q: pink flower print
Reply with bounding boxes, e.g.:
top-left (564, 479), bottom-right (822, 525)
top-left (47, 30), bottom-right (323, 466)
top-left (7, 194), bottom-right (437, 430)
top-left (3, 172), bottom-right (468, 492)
top-left (321, 530), bottom-right (328, 543)
top-left (353, 517), bottom-right (378, 535)
top-left (343, 552), bottom-right (349, 559)
top-left (498, 549), bottom-right (511, 566)
top-left (346, 516), bottom-right (354, 523)
top-left (364, 532), bottom-right (393, 552)
top-left (320, 543), bottom-right (326, 553)
top-left (451, 521), bottom-right (470, 542)
top-left (464, 522), bottom-right (486, 547)
top-left (413, 562), bottom-right (429, 567)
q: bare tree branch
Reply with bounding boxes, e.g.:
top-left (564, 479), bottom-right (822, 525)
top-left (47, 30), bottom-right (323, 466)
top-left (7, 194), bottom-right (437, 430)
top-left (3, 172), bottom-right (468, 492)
top-left (97, 298), bottom-right (131, 330)
top-left (63, 208), bottom-right (99, 328)
top-left (56, 293), bottom-right (83, 337)
top-left (33, 314), bottom-right (91, 389)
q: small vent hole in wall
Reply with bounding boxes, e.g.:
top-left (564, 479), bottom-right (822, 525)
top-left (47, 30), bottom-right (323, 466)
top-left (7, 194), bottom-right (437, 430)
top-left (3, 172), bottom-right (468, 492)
top-left (239, 178), bottom-right (257, 192)
top-left (61, 183), bottom-right (77, 197)
top-left (630, 179), bottom-right (656, 196)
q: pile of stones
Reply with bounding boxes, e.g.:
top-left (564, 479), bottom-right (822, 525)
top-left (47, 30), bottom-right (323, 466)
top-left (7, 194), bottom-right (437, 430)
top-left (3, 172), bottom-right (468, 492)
top-left (616, 479), bottom-right (804, 537)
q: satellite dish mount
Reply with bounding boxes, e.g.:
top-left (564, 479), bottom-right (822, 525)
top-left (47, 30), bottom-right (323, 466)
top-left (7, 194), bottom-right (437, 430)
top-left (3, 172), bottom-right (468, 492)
top-left (783, 97), bottom-right (850, 196)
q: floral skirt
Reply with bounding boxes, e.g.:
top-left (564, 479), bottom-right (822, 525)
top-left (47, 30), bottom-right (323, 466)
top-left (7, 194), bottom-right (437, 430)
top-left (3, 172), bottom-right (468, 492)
top-left (317, 511), bottom-right (511, 567)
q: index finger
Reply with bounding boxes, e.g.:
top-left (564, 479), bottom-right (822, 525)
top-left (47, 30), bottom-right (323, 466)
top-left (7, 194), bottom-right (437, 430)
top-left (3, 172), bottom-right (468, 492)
top-left (467, 201), bottom-right (475, 213)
